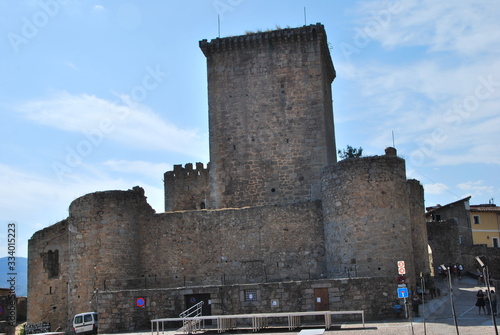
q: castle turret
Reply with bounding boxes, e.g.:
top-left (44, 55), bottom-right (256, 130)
top-left (200, 24), bottom-right (337, 209)
top-left (65, 187), bottom-right (154, 326)
top-left (321, 148), bottom-right (416, 285)
top-left (164, 163), bottom-right (210, 211)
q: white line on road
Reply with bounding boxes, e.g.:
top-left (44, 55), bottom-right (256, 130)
top-left (459, 305), bottom-right (476, 317)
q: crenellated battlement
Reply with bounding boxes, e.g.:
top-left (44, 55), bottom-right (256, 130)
top-left (200, 23), bottom-right (331, 64)
top-left (164, 162), bottom-right (210, 211)
top-left (164, 162), bottom-right (210, 179)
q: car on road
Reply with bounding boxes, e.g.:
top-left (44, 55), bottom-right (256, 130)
top-left (73, 312), bottom-right (98, 334)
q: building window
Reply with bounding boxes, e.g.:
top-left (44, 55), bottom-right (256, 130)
top-left (493, 238), bottom-right (499, 248)
top-left (245, 290), bottom-right (258, 302)
top-left (43, 249), bottom-right (59, 279)
top-left (473, 216), bottom-right (480, 224)
top-left (435, 214), bottom-right (441, 221)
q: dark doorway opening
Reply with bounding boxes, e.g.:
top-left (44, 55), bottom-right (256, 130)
top-left (185, 294), bottom-right (212, 325)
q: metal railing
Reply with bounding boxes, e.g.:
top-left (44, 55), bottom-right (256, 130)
top-left (179, 301), bottom-right (204, 334)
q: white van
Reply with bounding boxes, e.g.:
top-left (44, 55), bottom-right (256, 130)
top-left (73, 312), bottom-right (98, 334)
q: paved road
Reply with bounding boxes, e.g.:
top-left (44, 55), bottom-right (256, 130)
top-left (103, 276), bottom-right (500, 335)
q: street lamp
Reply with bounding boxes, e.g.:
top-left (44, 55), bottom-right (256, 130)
top-left (476, 256), bottom-right (498, 335)
top-left (441, 264), bottom-right (459, 335)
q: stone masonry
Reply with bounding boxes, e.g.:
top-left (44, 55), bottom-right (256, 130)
top-left (28, 24), bottom-right (429, 333)
top-left (199, 24), bottom-right (336, 210)
top-left (164, 163), bottom-right (209, 211)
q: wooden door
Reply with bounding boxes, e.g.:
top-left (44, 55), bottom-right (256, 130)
top-left (314, 288), bottom-right (329, 322)
top-left (314, 288), bottom-right (329, 311)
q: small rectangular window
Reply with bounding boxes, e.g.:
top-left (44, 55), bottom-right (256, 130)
top-left (473, 216), bottom-right (480, 224)
top-left (245, 290), bottom-right (258, 302)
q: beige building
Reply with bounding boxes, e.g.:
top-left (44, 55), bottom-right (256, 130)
top-left (426, 199), bottom-right (500, 248)
top-left (470, 203), bottom-right (500, 247)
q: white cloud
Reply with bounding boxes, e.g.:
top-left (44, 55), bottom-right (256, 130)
top-left (17, 92), bottom-right (208, 159)
top-left (336, 1), bottom-right (500, 166)
top-left (457, 180), bottom-right (495, 197)
top-left (355, 0), bottom-right (500, 56)
top-left (93, 5), bottom-right (104, 11)
top-left (339, 60), bottom-right (500, 166)
top-left (0, 161), bottom-right (166, 257)
top-left (423, 183), bottom-right (449, 195)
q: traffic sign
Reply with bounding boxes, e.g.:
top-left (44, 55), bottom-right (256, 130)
top-left (397, 288), bottom-right (408, 298)
top-left (397, 260), bottom-right (406, 274)
top-left (136, 297), bottom-right (146, 308)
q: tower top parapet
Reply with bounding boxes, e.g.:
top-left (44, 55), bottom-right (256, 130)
top-left (164, 162), bottom-right (209, 179)
top-left (200, 22), bottom-right (335, 93)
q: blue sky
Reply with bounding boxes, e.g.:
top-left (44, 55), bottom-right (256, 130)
top-left (1, 0), bottom-right (499, 258)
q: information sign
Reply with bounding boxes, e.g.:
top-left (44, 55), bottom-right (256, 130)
top-left (397, 288), bottom-right (409, 299)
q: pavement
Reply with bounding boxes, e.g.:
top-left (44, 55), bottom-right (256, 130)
top-left (102, 275), bottom-right (500, 335)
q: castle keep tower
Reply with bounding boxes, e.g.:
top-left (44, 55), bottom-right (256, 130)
top-left (200, 24), bottom-right (336, 209)
top-left (28, 24), bottom-right (430, 333)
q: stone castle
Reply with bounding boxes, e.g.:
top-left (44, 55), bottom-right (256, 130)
top-left (28, 24), bottom-right (429, 333)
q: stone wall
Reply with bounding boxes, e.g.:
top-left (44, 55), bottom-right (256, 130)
top-left (28, 187), bottom-right (156, 331)
top-left (65, 187), bottom-right (155, 328)
top-left (426, 219), bottom-right (461, 273)
top-left (200, 24), bottom-right (336, 210)
top-left (27, 23), bottom-right (429, 334)
top-left (426, 198), bottom-right (473, 246)
top-left (27, 219), bottom-right (69, 331)
top-left (321, 150), bottom-right (417, 286)
top-left (164, 163), bottom-right (209, 211)
top-left (407, 179), bottom-right (430, 276)
top-left (97, 277), bottom-right (399, 333)
top-left (138, 200), bottom-right (327, 288)
top-left (461, 245), bottom-right (500, 279)
top-left (28, 156), bottom-right (427, 333)
top-left (28, 191), bottom-right (327, 332)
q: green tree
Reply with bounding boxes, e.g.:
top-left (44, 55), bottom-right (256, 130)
top-left (338, 145), bottom-right (363, 159)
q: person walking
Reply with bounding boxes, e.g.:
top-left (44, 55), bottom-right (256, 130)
top-left (476, 289), bottom-right (487, 315)
top-left (458, 264), bottom-right (464, 279)
top-left (412, 292), bottom-right (421, 317)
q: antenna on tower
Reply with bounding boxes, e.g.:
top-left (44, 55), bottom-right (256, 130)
top-left (304, 7), bottom-right (307, 25)
top-left (218, 15), bottom-right (221, 38)
top-left (392, 130), bottom-right (396, 148)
